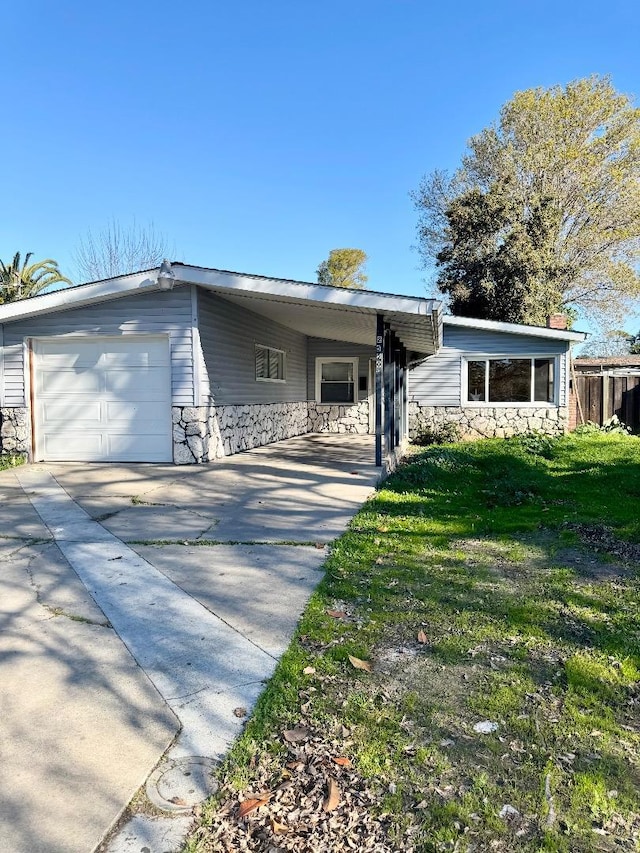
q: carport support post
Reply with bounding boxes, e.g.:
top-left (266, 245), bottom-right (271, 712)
top-left (384, 323), bottom-right (392, 457)
top-left (400, 346), bottom-right (408, 439)
top-left (394, 343), bottom-right (401, 447)
top-left (375, 314), bottom-right (384, 467)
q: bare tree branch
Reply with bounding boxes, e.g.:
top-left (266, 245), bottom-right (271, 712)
top-left (73, 219), bottom-right (175, 282)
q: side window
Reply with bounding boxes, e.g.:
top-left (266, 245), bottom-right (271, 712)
top-left (255, 345), bottom-right (286, 382)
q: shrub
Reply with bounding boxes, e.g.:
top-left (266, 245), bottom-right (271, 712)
top-left (411, 421), bottom-right (460, 446)
top-left (0, 454), bottom-right (26, 471)
top-left (508, 431), bottom-right (559, 458)
top-left (574, 415), bottom-right (631, 435)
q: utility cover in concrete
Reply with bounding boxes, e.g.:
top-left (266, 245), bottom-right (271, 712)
top-left (146, 757), bottom-right (219, 812)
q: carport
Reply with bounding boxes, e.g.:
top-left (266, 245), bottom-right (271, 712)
top-left (163, 263), bottom-right (444, 467)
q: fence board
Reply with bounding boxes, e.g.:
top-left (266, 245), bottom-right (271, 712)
top-left (574, 374), bottom-right (640, 432)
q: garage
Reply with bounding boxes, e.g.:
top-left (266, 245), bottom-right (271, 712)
top-left (32, 336), bottom-right (173, 462)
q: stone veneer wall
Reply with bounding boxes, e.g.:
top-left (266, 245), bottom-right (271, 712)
top-left (172, 402), bottom-right (309, 464)
top-left (1, 401), bottom-right (569, 462)
top-left (409, 403), bottom-right (569, 440)
top-left (307, 401), bottom-right (370, 434)
top-left (0, 402), bottom-right (370, 464)
top-left (0, 408), bottom-right (29, 455)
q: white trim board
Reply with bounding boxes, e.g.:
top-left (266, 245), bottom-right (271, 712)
top-left (445, 314), bottom-right (586, 342)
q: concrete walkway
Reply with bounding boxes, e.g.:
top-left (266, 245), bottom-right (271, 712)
top-left (0, 435), bottom-right (379, 853)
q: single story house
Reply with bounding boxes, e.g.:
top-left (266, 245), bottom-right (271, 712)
top-left (0, 262), bottom-right (585, 467)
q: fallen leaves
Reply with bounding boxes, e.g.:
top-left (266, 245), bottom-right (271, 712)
top-left (270, 817), bottom-right (289, 834)
top-left (326, 609), bottom-right (348, 619)
top-left (218, 724), bottom-right (391, 851)
top-left (238, 791), bottom-right (272, 818)
top-left (282, 727), bottom-right (310, 743)
top-left (348, 655), bottom-right (372, 673)
top-left (323, 777), bottom-right (341, 812)
top-left (233, 706), bottom-right (247, 718)
top-left (417, 630), bottom-right (428, 644)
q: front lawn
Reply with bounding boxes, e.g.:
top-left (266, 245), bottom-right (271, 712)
top-left (185, 433), bottom-right (640, 852)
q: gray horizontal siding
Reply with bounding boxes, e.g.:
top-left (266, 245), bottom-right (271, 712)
top-left (444, 325), bottom-right (571, 357)
top-left (409, 349), bottom-right (462, 406)
top-left (409, 324), bottom-right (571, 406)
top-left (197, 290), bottom-right (307, 404)
top-left (307, 338), bottom-right (375, 401)
top-left (2, 287), bottom-right (194, 407)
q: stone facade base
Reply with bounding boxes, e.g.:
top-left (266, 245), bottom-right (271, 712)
top-left (0, 400), bottom-right (571, 463)
top-left (0, 401), bottom-right (370, 464)
top-left (0, 408), bottom-right (29, 455)
top-left (307, 402), bottom-right (369, 434)
top-left (172, 402), bottom-right (309, 464)
top-left (409, 403), bottom-right (569, 440)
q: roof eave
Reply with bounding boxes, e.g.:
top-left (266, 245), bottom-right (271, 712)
top-left (444, 314), bottom-right (587, 342)
top-left (172, 264), bottom-right (440, 317)
top-left (0, 270), bottom-right (159, 323)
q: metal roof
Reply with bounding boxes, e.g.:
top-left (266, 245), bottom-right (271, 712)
top-left (173, 265), bottom-right (442, 356)
top-left (0, 263), bottom-right (443, 358)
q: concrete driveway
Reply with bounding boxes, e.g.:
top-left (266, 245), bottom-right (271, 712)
top-left (0, 434), bottom-right (378, 853)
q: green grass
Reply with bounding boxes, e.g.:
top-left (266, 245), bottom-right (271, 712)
top-left (185, 433), bottom-right (640, 852)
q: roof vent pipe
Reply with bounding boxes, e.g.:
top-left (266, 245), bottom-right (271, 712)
top-left (157, 259), bottom-right (176, 291)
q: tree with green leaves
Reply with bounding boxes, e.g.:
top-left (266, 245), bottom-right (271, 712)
top-left (0, 252), bottom-right (71, 302)
top-left (578, 330), bottom-right (634, 357)
top-left (412, 75), bottom-right (640, 327)
top-left (316, 248), bottom-right (368, 289)
top-left (626, 333), bottom-right (640, 355)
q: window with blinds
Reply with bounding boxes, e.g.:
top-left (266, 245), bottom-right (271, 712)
top-left (255, 345), bottom-right (286, 382)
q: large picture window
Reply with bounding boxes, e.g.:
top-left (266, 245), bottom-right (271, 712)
top-left (315, 358), bottom-right (358, 403)
top-left (466, 357), bottom-right (555, 404)
top-left (255, 345), bottom-right (286, 382)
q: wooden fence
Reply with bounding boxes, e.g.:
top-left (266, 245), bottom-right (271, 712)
top-left (573, 373), bottom-right (640, 432)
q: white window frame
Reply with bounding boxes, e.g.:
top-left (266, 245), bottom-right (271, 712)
top-left (255, 344), bottom-right (286, 383)
top-left (461, 355), bottom-right (558, 406)
top-left (315, 357), bottom-right (359, 404)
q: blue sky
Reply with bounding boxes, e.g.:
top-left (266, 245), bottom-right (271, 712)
top-left (3, 1), bottom-right (639, 330)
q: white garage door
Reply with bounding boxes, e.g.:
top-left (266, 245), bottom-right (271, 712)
top-left (33, 336), bottom-right (172, 462)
